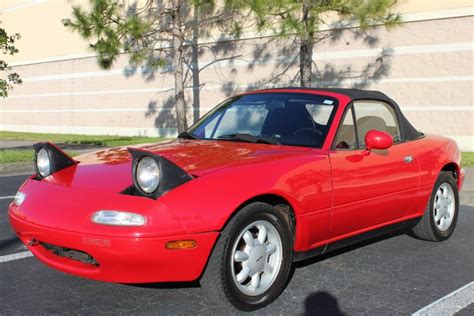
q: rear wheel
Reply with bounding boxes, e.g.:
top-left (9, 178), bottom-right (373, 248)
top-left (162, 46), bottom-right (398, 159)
top-left (410, 171), bottom-right (459, 241)
top-left (201, 202), bottom-right (293, 311)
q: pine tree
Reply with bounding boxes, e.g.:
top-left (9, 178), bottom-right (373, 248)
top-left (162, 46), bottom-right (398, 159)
top-left (228, 0), bottom-right (401, 87)
top-left (65, 0), bottom-right (238, 133)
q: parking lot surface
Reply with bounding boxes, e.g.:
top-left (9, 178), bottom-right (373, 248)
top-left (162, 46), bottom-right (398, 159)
top-left (1, 174), bottom-right (473, 315)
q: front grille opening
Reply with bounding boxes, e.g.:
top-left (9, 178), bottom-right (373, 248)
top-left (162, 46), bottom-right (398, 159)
top-left (40, 242), bottom-right (99, 266)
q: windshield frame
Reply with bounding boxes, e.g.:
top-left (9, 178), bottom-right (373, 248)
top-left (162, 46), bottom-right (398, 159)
top-left (184, 92), bottom-right (339, 149)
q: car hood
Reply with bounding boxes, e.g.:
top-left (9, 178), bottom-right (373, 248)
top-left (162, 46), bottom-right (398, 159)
top-left (44, 139), bottom-right (315, 193)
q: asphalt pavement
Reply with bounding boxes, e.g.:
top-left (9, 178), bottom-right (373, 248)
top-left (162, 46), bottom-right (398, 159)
top-left (0, 174), bottom-right (473, 315)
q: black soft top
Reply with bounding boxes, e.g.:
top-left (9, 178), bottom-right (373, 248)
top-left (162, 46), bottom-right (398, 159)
top-left (261, 87), bottom-right (422, 142)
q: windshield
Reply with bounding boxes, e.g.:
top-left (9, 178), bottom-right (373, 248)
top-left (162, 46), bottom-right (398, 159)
top-left (186, 92), bottom-right (338, 148)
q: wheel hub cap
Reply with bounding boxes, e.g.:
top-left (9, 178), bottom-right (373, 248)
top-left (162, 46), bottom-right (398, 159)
top-left (248, 245), bottom-right (267, 272)
top-left (433, 183), bottom-right (455, 231)
top-left (231, 220), bottom-right (283, 296)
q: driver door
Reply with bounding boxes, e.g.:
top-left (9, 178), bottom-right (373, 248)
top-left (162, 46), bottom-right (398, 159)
top-left (328, 100), bottom-right (420, 239)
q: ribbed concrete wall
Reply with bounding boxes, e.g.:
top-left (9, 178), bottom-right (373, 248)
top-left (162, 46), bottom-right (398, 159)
top-left (1, 10), bottom-right (473, 150)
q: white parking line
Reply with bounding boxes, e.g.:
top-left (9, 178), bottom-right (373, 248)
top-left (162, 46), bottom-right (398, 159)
top-left (0, 195), bottom-right (15, 200)
top-left (412, 282), bottom-right (474, 316)
top-left (0, 251), bottom-right (33, 263)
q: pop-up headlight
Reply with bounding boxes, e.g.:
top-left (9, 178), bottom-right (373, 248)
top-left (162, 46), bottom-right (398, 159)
top-left (128, 148), bottom-right (193, 199)
top-left (33, 142), bottom-right (77, 179)
top-left (136, 156), bottom-right (160, 194)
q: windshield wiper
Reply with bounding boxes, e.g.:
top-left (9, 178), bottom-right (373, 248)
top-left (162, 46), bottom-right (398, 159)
top-left (217, 133), bottom-right (280, 145)
top-left (177, 131), bottom-right (199, 140)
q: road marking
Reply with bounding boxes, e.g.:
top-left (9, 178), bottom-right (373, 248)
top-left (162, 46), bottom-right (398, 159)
top-left (0, 251), bottom-right (33, 263)
top-left (0, 195), bottom-right (15, 200)
top-left (412, 282), bottom-right (474, 316)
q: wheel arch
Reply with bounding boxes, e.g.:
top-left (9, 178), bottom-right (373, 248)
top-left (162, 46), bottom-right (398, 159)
top-left (440, 162), bottom-right (461, 188)
top-left (222, 193), bottom-right (298, 245)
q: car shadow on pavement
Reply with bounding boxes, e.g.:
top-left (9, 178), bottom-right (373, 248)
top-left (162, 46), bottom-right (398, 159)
top-left (0, 236), bottom-right (21, 252)
top-left (296, 230), bottom-right (409, 315)
top-left (304, 291), bottom-right (346, 316)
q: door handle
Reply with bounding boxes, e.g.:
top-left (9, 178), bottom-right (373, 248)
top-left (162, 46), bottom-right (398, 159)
top-left (404, 155), bottom-right (414, 163)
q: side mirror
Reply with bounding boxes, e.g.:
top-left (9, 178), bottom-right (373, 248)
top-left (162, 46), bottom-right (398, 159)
top-left (365, 130), bottom-right (393, 151)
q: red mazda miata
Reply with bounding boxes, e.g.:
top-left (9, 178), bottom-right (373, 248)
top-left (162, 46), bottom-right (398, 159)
top-left (9, 88), bottom-right (465, 310)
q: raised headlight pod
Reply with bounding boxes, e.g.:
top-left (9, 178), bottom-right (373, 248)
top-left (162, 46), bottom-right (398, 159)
top-left (136, 156), bottom-right (160, 193)
top-left (91, 210), bottom-right (146, 226)
top-left (128, 148), bottom-right (193, 199)
top-left (33, 142), bottom-right (77, 179)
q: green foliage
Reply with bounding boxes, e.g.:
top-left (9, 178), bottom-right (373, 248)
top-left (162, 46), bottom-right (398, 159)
top-left (67, 0), bottom-right (155, 69)
top-left (0, 150), bottom-right (73, 164)
top-left (66, 0), bottom-right (239, 70)
top-left (0, 150), bottom-right (77, 164)
top-left (227, 0), bottom-right (401, 86)
top-left (65, 0), bottom-right (242, 132)
top-left (0, 150), bottom-right (35, 164)
top-left (228, 0), bottom-right (401, 40)
top-left (0, 23), bottom-right (22, 97)
top-left (462, 152), bottom-right (474, 167)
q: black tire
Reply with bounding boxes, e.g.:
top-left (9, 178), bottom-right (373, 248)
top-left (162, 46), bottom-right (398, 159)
top-left (410, 171), bottom-right (459, 241)
top-left (200, 202), bottom-right (293, 311)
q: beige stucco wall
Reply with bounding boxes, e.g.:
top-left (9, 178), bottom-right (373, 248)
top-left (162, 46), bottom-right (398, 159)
top-left (1, 0), bottom-right (89, 63)
top-left (1, 2), bottom-right (473, 150)
top-left (1, 0), bottom-right (473, 63)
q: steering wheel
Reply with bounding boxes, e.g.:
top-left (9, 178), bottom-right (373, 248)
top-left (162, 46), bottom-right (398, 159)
top-left (292, 127), bottom-right (324, 138)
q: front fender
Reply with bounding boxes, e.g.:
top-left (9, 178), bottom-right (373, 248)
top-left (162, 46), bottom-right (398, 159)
top-left (159, 152), bottom-right (333, 251)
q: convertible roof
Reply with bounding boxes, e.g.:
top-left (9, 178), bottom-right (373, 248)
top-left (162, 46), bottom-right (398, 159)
top-left (261, 87), bottom-right (394, 103)
top-left (257, 87), bottom-right (423, 141)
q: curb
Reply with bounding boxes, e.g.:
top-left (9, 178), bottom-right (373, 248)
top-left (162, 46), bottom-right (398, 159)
top-left (0, 162), bottom-right (35, 176)
top-left (460, 190), bottom-right (473, 206)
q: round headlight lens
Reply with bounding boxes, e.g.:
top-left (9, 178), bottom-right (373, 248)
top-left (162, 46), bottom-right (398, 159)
top-left (136, 156), bottom-right (160, 193)
top-left (36, 147), bottom-right (51, 177)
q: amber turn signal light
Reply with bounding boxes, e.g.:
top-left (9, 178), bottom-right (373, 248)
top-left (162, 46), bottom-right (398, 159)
top-left (165, 240), bottom-right (197, 250)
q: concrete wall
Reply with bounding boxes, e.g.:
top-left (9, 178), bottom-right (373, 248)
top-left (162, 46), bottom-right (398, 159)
top-left (1, 3), bottom-right (473, 150)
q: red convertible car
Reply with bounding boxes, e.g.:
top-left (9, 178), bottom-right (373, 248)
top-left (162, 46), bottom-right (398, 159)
top-left (9, 88), bottom-right (465, 310)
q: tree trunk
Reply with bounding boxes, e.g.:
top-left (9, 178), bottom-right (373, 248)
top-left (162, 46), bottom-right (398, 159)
top-left (192, 5), bottom-right (201, 123)
top-left (173, 40), bottom-right (187, 134)
top-left (299, 39), bottom-right (313, 87)
top-left (300, 1), bottom-right (313, 87)
top-left (172, 3), bottom-right (188, 134)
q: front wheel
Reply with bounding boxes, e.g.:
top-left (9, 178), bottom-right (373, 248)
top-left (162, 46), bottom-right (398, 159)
top-left (410, 171), bottom-right (459, 241)
top-left (201, 202), bottom-right (293, 311)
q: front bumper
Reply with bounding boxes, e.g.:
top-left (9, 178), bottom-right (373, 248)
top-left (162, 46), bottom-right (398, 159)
top-left (9, 211), bottom-right (218, 283)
